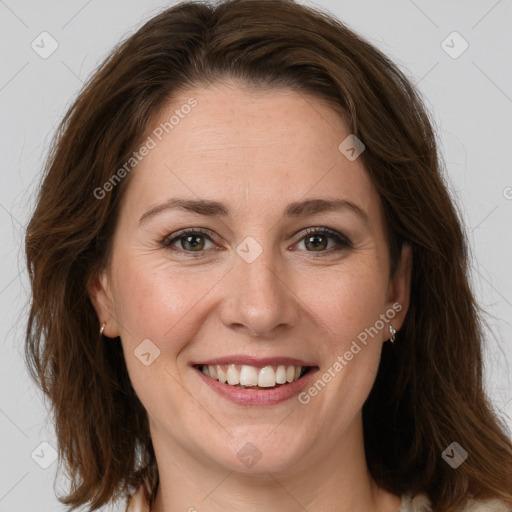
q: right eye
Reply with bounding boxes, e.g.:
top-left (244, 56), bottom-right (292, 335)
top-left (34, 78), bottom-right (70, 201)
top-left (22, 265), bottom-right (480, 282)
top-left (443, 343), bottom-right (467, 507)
top-left (161, 228), bottom-right (218, 255)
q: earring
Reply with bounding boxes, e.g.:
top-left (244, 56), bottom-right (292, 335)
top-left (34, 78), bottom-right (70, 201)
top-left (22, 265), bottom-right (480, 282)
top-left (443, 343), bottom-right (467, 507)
top-left (388, 324), bottom-right (396, 343)
top-left (99, 323), bottom-right (106, 336)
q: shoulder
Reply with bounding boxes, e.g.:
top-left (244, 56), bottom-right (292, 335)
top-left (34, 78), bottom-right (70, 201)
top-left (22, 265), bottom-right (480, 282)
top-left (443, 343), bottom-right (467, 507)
top-left (461, 498), bottom-right (512, 512)
top-left (401, 492), bottom-right (512, 512)
top-left (119, 489), bottom-right (512, 512)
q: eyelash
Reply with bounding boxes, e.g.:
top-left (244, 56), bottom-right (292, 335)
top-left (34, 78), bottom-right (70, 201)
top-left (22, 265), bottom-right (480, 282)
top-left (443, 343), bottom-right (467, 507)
top-left (161, 227), bottom-right (352, 258)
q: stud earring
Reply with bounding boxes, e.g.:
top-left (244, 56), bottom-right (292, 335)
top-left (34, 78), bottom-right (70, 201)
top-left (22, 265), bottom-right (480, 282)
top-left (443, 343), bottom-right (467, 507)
top-left (99, 323), bottom-right (106, 336)
top-left (388, 324), bottom-right (396, 343)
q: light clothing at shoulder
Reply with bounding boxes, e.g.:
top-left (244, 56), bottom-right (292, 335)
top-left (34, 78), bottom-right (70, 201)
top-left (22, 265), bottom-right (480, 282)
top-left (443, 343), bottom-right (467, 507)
top-left (103, 485), bottom-right (148, 512)
top-left (400, 491), bottom-right (512, 512)
top-left (125, 484), bottom-right (150, 511)
top-left (118, 485), bottom-right (512, 512)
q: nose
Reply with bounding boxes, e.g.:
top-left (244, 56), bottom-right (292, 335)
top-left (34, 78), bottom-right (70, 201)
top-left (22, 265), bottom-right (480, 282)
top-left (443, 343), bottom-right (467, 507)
top-left (219, 247), bottom-right (300, 337)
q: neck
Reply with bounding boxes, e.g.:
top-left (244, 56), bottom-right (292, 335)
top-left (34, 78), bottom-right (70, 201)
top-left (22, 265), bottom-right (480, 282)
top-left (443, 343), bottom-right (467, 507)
top-left (148, 412), bottom-right (401, 512)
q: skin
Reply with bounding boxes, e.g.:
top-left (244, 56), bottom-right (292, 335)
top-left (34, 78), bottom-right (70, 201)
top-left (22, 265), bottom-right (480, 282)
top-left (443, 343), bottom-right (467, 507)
top-left (89, 81), bottom-right (412, 512)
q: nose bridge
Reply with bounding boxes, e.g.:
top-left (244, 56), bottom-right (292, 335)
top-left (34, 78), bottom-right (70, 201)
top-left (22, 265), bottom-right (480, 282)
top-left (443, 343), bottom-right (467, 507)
top-left (220, 235), bottom-right (298, 335)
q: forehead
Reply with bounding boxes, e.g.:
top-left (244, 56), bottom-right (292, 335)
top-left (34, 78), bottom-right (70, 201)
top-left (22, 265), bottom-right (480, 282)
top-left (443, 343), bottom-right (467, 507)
top-left (119, 82), bottom-right (382, 225)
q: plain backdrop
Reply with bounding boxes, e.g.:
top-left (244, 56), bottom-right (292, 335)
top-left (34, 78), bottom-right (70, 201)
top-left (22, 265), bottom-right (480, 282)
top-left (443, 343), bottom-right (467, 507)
top-left (0, 0), bottom-right (511, 510)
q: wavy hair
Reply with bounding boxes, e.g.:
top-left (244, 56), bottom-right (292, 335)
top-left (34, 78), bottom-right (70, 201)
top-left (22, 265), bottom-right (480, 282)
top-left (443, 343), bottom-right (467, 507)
top-left (24, 0), bottom-right (512, 510)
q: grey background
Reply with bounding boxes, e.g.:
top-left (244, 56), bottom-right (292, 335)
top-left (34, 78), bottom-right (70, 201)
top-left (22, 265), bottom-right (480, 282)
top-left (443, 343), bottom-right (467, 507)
top-left (1, 0), bottom-right (511, 510)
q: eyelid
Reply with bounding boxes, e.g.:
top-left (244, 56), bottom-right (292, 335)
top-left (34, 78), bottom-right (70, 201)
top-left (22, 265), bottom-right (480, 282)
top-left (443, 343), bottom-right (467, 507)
top-left (162, 227), bottom-right (216, 243)
top-left (298, 226), bottom-right (352, 249)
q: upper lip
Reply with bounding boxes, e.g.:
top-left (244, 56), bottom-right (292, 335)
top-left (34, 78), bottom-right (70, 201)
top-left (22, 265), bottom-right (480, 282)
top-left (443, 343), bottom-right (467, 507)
top-left (190, 355), bottom-right (317, 367)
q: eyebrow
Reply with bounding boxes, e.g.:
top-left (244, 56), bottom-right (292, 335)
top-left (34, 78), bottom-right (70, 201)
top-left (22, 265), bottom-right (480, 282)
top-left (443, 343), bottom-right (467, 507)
top-left (139, 197), bottom-right (370, 226)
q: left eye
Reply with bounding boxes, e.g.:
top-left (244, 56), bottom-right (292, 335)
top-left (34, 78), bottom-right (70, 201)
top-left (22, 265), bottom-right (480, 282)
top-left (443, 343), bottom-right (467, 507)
top-left (162, 227), bottom-right (351, 256)
top-left (296, 228), bottom-right (350, 253)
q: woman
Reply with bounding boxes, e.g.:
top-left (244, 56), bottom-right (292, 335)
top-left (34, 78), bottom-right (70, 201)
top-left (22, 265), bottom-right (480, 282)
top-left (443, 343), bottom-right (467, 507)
top-left (24, 0), bottom-right (512, 511)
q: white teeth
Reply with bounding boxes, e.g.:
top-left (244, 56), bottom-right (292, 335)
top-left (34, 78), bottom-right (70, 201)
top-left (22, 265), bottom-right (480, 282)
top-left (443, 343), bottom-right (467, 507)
top-left (258, 366), bottom-right (276, 387)
top-left (239, 365), bottom-right (259, 386)
top-left (217, 366), bottom-right (227, 383)
top-left (227, 364), bottom-right (239, 385)
top-left (208, 365), bottom-right (218, 379)
top-left (275, 365), bottom-right (287, 384)
top-left (199, 363), bottom-right (307, 388)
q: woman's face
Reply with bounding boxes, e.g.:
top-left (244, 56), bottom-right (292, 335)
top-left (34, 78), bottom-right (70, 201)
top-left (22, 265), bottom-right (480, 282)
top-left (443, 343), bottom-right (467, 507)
top-left (90, 82), bottom-right (411, 475)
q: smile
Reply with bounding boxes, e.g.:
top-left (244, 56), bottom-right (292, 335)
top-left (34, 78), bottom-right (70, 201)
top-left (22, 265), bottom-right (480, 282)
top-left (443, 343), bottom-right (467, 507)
top-left (192, 362), bottom-right (319, 406)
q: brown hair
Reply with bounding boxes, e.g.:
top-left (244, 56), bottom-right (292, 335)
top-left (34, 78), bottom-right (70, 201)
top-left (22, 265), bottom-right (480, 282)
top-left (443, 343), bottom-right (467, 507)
top-left (24, 0), bottom-right (512, 510)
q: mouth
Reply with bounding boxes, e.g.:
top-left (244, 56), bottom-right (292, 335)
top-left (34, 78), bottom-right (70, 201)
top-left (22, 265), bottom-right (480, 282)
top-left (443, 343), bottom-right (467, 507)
top-left (192, 363), bottom-right (315, 390)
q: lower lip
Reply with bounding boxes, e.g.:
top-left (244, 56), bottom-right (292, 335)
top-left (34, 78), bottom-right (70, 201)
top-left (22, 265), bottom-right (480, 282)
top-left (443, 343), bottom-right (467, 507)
top-left (194, 366), bottom-right (318, 406)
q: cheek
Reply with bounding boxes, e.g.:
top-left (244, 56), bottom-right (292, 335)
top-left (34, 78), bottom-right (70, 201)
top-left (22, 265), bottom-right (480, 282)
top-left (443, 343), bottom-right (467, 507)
top-left (112, 254), bottom-right (217, 345)
top-left (302, 261), bottom-right (387, 343)
top-left (305, 264), bottom-right (387, 408)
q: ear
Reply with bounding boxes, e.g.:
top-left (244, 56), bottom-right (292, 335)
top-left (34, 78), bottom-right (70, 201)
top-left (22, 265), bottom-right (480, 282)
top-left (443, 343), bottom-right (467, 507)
top-left (384, 242), bottom-right (412, 333)
top-left (87, 268), bottom-right (120, 338)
